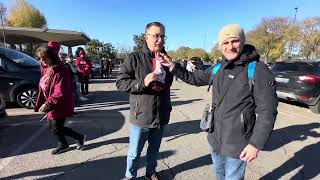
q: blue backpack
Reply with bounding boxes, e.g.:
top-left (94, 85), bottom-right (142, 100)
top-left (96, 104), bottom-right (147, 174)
top-left (208, 61), bottom-right (257, 91)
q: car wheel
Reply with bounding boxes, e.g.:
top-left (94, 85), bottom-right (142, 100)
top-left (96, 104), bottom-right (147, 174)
top-left (309, 100), bottom-right (320, 114)
top-left (16, 88), bottom-right (38, 109)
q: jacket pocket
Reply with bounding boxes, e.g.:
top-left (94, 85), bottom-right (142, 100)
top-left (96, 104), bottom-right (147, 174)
top-left (240, 110), bottom-right (256, 138)
top-left (135, 95), bottom-right (143, 118)
top-left (130, 95), bottom-right (142, 118)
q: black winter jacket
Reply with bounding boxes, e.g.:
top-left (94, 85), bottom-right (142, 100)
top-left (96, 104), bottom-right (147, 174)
top-left (116, 46), bottom-right (174, 128)
top-left (171, 44), bottom-right (278, 158)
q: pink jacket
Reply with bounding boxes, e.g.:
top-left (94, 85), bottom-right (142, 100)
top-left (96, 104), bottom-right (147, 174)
top-left (35, 62), bottom-right (74, 120)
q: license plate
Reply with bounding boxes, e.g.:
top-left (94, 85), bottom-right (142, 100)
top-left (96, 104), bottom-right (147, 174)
top-left (275, 77), bottom-right (289, 83)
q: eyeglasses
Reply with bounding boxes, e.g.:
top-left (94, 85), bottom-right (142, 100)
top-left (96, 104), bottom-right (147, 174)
top-left (147, 34), bottom-right (167, 40)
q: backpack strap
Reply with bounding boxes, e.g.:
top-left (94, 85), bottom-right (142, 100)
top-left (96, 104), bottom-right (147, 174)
top-left (207, 63), bottom-right (222, 92)
top-left (208, 61), bottom-right (257, 92)
top-left (212, 63), bottom-right (222, 75)
top-left (248, 61), bottom-right (257, 91)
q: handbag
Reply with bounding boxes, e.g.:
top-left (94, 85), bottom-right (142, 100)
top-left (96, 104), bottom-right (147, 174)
top-left (200, 64), bottom-right (247, 132)
top-left (200, 103), bottom-right (215, 132)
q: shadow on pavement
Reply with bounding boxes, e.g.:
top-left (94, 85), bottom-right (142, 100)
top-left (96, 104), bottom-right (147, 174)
top-left (261, 141), bottom-right (320, 180)
top-left (85, 119), bottom-right (203, 151)
top-left (0, 107), bottom-right (127, 158)
top-left (159, 154), bottom-right (212, 179)
top-left (265, 123), bottom-right (320, 151)
top-left (2, 150), bottom-right (176, 180)
top-left (80, 90), bottom-right (129, 104)
top-left (279, 99), bottom-right (309, 109)
top-left (261, 123), bottom-right (320, 179)
top-left (164, 120), bottom-right (202, 142)
top-left (171, 99), bottom-right (203, 107)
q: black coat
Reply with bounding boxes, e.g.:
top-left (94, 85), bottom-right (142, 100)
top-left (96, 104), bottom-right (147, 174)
top-left (116, 46), bottom-right (174, 128)
top-left (171, 44), bottom-right (278, 158)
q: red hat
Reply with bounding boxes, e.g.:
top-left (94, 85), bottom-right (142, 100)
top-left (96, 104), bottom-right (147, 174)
top-left (48, 41), bottom-right (61, 54)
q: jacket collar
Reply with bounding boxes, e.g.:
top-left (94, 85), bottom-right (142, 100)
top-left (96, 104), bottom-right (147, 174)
top-left (142, 41), bottom-right (167, 58)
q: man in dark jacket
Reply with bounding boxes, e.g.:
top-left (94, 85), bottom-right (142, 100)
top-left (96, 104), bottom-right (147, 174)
top-left (161, 24), bottom-right (278, 180)
top-left (116, 22), bottom-right (173, 180)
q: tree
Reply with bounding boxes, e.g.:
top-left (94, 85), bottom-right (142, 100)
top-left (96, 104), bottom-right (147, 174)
top-left (210, 43), bottom-right (223, 62)
top-left (186, 48), bottom-right (209, 60)
top-left (118, 44), bottom-right (132, 62)
top-left (299, 17), bottom-right (320, 59)
top-left (175, 46), bottom-right (190, 59)
top-left (133, 34), bottom-right (145, 52)
top-left (0, 3), bottom-right (7, 25)
top-left (7, 0), bottom-right (47, 28)
top-left (86, 39), bottom-right (116, 61)
top-left (0, 2), bottom-right (7, 47)
top-left (247, 17), bottom-right (289, 63)
top-left (167, 50), bottom-right (177, 60)
top-left (285, 23), bottom-right (300, 58)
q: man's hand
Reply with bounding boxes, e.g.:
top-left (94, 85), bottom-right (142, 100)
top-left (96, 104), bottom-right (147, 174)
top-left (39, 103), bottom-right (50, 113)
top-left (144, 72), bottom-right (157, 87)
top-left (239, 144), bottom-right (260, 163)
top-left (159, 53), bottom-right (175, 69)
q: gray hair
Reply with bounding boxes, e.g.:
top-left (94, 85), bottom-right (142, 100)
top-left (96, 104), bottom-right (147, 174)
top-left (145, 22), bottom-right (165, 34)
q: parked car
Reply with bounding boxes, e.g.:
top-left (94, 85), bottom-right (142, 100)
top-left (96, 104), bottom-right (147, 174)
top-left (0, 95), bottom-right (6, 118)
top-left (266, 62), bottom-right (274, 69)
top-left (271, 60), bottom-right (320, 113)
top-left (0, 48), bottom-right (41, 109)
top-left (90, 59), bottom-right (102, 79)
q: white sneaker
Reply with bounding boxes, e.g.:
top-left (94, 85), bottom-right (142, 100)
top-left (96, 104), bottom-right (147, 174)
top-left (79, 97), bottom-right (88, 101)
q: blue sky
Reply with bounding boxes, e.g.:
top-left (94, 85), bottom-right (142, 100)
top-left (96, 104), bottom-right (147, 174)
top-left (2, 0), bottom-right (320, 52)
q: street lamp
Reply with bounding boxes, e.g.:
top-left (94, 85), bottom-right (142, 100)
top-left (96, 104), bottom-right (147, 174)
top-left (288, 7), bottom-right (298, 59)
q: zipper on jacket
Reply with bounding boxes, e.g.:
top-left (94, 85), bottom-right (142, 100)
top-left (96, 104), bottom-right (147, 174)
top-left (135, 101), bottom-right (138, 118)
top-left (240, 112), bottom-right (245, 135)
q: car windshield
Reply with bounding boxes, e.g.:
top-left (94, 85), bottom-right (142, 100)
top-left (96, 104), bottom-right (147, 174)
top-left (0, 48), bottom-right (39, 67)
top-left (272, 62), bottom-right (316, 73)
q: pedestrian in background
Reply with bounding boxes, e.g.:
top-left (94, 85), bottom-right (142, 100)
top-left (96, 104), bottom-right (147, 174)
top-left (35, 45), bottom-right (85, 155)
top-left (75, 49), bottom-right (92, 96)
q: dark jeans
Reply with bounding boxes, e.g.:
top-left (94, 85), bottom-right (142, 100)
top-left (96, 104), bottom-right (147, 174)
top-left (50, 118), bottom-right (82, 146)
top-left (80, 75), bottom-right (89, 95)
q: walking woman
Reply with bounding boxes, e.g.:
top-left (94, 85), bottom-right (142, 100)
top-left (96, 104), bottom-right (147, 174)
top-left (35, 45), bottom-right (85, 155)
top-left (75, 49), bottom-right (92, 95)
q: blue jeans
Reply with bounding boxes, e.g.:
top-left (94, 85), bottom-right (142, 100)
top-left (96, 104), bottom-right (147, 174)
top-left (211, 152), bottom-right (247, 180)
top-left (125, 124), bottom-right (164, 178)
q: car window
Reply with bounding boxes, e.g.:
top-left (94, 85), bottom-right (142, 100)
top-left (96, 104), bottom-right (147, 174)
top-left (0, 48), bottom-right (39, 67)
top-left (272, 62), bottom-right (316, 73)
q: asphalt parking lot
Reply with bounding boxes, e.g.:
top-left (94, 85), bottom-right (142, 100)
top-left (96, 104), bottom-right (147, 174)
top-left (0, 70), bottom-right (319, 180)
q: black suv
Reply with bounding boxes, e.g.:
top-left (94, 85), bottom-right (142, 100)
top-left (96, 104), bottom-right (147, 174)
top-left (0, 48), bottom-right (41, 109)
top-left (271, 60), bottom-right (320, 113)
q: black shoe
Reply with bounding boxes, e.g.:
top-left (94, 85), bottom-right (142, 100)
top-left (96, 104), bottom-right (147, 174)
top-left (76, 134), bottom-right (86, 150)
top-left (51, 145), bottom-right (69, 155)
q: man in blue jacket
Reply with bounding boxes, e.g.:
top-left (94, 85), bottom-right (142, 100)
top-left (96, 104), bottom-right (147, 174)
top-left (161, 24), bottom-right (278, 180)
